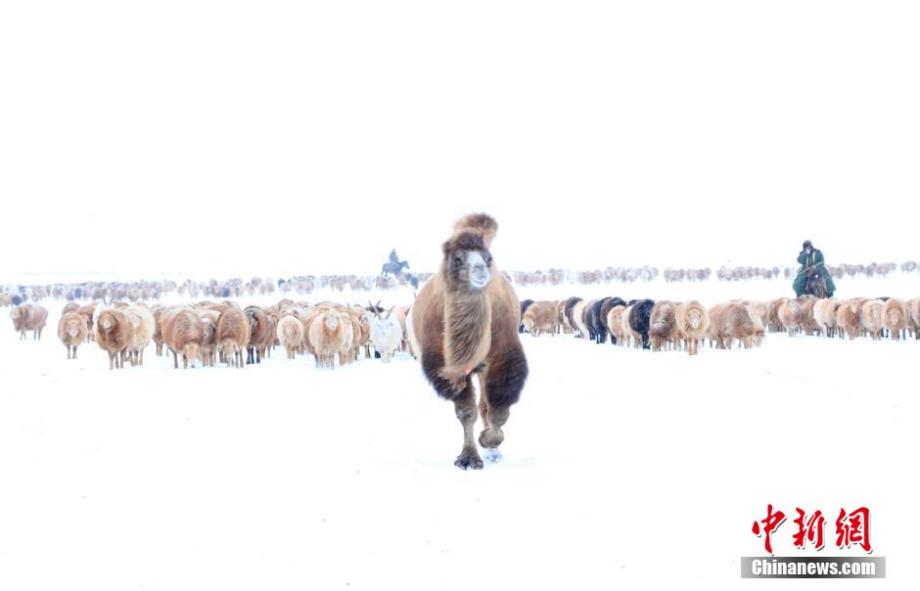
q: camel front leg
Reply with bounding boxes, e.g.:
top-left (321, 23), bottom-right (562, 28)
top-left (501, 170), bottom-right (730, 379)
top-left (452, 382), bottom-right (483, 470)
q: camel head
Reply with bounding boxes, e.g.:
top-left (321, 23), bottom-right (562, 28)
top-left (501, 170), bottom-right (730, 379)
top-left (442, 231), bottom-right (493, 292)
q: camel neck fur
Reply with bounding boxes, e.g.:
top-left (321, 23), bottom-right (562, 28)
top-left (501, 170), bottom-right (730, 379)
top-left (442, 286), bottom-right (492, 378)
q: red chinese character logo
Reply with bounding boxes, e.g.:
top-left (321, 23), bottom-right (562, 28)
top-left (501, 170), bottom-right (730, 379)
top-left (793, 508), bottom-right (826, 550)
top-left (752, 504), bottom-right (786, 554)
top-left (836, 507), bottom-right (872, 553)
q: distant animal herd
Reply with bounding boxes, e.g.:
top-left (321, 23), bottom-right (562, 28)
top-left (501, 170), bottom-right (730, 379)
top-left (520, 295), bottom-right (920, 353)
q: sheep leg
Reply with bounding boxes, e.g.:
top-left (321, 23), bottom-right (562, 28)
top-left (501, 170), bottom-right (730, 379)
top-left (173, 350), bottom-right (179, 369)
top-left (73, 346), bottom-right (78, 360)
top-left (108, 351), bottom-right (115, 370)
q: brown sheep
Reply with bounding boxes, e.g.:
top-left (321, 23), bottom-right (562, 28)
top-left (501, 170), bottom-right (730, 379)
top-left (198, 309), bottom-right (220, 367)
top-left (744, 302), bottom-right (766, 346)
top-left (606, 305), bottom-right (627, 346)
top-left (859, 299), bottom-right (884, 340)
top-left (244, 306), bottom-right (272, 364)
top-left (777, 298), bottom-right (800, 335)
top-left (648, 301), bottom-right (678, 351)
top-left (767, 298), bottom-right (785, 333)
top-left (277, 315), bottom-right (305, 359)
top-left (910, 298), bottom-right (920, 340)
top-left (62, 302), bottom-right (80, 315)
top-left (95, 308), bottom-right (134, 369)
top-left (812, 298), bottom-right (839, 338)
top-left (307, 310), bottom-right (353, 368)
top-left (166, 308), bottom-right (206, 368)
top-left (676, 300), bottom-right (709, 355)
top-left (881, 298), bottom-right (909, 340)
top-left (708, 302), bottom-right (755, 349)
top-left (522, 301), bottom-right (557, 336)
top-left (620, 304), bottom-right (638, 347)
top-left (78, 303), bottom-right (96, 342)
top-left (217, 307), bottom-right (251, 368)
top-left (409, 213), bottom-right (528, 470)
top-left (836, 298), bottom-right (868, 340)
top-left (152, 306), bottom-right (168, 355)
top-left (123, 305), bottom-right (155, 366)
top-left (10, 304), bottom-right (48, 340)
top-left (58, 312), bottom-right (88, 359)
top-left (794, 295), bottom-right (821, 336)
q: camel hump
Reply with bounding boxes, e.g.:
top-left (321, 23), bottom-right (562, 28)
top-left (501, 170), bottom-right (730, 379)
top-left (453, 213), bottom-right (498, 248)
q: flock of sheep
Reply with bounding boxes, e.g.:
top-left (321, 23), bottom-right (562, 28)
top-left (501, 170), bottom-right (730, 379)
top-left (7, 293), bottom-right (920, 367)
top-left (7, 299), bottom-right (412, 370)
top-left (520, 294), bottom-right (920, 354)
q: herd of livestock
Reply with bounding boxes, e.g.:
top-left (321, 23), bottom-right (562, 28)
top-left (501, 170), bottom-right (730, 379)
top-left (6, 291), bottom-right (919, 369)
top-left (9, 299), bottom-right (410, 370)
top-left (522, 294), bottom-right (920, 354)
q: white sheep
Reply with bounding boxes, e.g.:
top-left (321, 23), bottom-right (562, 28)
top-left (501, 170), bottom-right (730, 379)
top-left (369, 308), bottom-right (404, 362)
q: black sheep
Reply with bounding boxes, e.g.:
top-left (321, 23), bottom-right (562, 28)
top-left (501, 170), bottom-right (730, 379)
top-left (585, 299), bottom-right (612, 344)
top-left (519, 299), bottom-right (535, 333)
top-left (628, 299), bottom-right (656, 350)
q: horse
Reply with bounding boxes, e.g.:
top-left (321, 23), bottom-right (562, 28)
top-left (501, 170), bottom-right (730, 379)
top-left (804, 266), bottom-right (828, 299)
top-left (381, 260), bottom-right (409, 276)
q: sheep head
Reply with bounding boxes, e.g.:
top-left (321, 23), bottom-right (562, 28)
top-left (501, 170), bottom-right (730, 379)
top-left (65, 318), bottom-right (82, 338)
top-left (442, 231), bottom-right (493, 292)
top-left (323, 312), bottom-right (339, 331)
top-left (183, 342), bottom-right (201, 366)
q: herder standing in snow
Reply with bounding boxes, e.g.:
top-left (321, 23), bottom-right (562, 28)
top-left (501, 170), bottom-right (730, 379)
top-left (793, 240), bottom-right (836, 297)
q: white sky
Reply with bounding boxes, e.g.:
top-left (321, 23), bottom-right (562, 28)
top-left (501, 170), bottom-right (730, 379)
top-left (1, 1), bottom-right (918, 280)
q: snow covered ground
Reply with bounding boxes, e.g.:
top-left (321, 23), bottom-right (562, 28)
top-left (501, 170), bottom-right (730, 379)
top-left (1, 275), bottom-right (918, 590)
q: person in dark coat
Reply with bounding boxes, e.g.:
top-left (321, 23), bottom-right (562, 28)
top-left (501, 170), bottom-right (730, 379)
top-left (793, 240), bottom-right (836, 297)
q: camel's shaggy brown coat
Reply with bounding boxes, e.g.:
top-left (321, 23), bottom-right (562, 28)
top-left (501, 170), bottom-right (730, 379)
top-left (410, 214), bottom-right (528, 470)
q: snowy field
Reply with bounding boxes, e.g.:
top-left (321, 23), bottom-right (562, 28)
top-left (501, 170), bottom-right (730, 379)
top-left (2, 275), bottom-right (919, 590)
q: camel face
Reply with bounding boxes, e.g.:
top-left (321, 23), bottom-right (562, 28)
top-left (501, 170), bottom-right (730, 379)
top-left (447, 249), bottom-right (492, 291)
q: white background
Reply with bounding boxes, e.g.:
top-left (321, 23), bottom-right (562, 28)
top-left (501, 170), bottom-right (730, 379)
top-left (2, 1), bottom-right (918, 278)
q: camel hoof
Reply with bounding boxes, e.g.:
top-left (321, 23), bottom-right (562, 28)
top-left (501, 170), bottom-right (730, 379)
top-left (479, 428), bottom-right (504, 448)
top-left (454, 450), bottom-right (484, 470)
